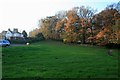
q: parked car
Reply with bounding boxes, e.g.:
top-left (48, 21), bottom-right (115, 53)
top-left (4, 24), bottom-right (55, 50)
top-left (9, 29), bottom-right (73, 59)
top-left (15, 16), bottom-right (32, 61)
top-left (0, 39), bottom-right (10, 47)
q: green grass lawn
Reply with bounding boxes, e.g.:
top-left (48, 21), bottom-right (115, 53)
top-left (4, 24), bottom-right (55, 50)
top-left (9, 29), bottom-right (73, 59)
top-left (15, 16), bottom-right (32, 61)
top-left (2, 41), bottom-right (119, 78)
top-left (0, 46), bottom-right (2, 79)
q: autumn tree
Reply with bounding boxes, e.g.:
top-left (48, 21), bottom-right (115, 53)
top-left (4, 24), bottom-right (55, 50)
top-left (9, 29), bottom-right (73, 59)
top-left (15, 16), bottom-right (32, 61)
top-left (55, 18), bottom-right (67, 40)
top-left (106, 1), bottom-right (120, 13)
top-left (112, 18), bottom-right (120, 44)
top-left (72, 6), bottom-right (96, 44)
top-left (39, 18), bottom-right (51, 39)
top-left (55, 10), bottom-right (67, 20)
top-left (87, 1), bottom-right (120, 46)
top-left (30, 3), bottom-right (119, 46)
top-left (38, 6), bottom-right (96, 43)
top-left (29, 28), bottom-right (40, 37)
top-left (39, 16), bottom-right (58, 40)
top-left (62, 10), bottom-right (81, 43)
top-left (73, 6), bottom-right (96, 19)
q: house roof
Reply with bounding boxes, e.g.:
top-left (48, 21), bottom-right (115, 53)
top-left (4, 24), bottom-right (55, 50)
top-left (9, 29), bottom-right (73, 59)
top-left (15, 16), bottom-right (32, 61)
top-left (8, 29), bottom-right (22, 34)
top-left (8, 29), bottom-right (13, 33)
top-left (2, 29), bottom-right (23, 36)
top-left (2, 31), bottom-right (7, 34)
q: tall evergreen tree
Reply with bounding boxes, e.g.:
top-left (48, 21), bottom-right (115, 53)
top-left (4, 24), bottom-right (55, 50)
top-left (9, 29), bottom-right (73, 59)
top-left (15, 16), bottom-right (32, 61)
top-left (22, 30), bottom-right (28, 38)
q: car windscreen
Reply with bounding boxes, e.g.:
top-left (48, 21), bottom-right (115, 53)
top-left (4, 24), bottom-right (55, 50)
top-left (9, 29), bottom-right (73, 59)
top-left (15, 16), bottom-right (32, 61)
top-left (3, 41), bottom-right (6, 43)
top-left (6, 40), bottom-right (10, 43)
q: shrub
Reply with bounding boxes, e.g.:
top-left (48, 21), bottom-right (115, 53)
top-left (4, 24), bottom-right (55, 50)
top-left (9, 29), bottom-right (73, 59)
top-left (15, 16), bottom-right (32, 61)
top-left (26, 37), bottom-right (45, 43)
top-left (106, 43), bottom-right (120, 49)
top-left (10, 37), bottom-right (26, 44)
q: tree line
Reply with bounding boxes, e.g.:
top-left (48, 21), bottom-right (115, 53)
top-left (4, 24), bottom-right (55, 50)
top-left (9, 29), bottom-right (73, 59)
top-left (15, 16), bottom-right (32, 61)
top-left (29, 1), bottom-right (120, 46)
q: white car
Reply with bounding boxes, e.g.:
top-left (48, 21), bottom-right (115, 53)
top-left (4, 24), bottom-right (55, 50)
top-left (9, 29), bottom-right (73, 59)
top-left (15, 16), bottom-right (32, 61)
top-left (0, 39), bottom-right (10, 47)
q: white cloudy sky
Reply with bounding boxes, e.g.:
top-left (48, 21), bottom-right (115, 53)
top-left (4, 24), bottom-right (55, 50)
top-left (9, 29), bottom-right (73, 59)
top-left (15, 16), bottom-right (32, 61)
top-left (0, 0), bottom-right (119, 33)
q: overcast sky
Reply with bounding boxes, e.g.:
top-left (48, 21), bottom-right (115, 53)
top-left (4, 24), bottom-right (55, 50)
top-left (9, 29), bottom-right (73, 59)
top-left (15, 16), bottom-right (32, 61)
top-left (0, 0), bottom-right (119, 34)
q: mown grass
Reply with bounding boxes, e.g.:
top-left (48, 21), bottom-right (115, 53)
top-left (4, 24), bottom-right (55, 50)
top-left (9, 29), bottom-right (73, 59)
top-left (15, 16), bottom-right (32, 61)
top-left (2, 41), bottom-right (119, 78)
top-left (0, 46), bottom-right (2, 79)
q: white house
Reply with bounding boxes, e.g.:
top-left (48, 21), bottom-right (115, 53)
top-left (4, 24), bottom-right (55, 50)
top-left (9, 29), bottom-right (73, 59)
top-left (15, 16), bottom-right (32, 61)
top-left (13, 32), bottom-right (23, 38)
top-left (6, 30), bottom-right (13, 39)
top-left (5, 29), bottom-right (23, 40)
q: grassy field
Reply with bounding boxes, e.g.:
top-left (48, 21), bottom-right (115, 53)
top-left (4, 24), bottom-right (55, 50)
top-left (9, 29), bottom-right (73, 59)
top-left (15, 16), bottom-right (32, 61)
top-left (2, 41), bottom-right (119, 78)
top-left (0, 46), bottom-right (2, 79)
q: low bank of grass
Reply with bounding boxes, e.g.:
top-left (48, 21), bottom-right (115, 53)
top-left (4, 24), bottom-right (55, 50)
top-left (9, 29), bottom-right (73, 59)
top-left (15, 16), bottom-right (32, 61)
top-left (2, 41), bottom-right (119, 78)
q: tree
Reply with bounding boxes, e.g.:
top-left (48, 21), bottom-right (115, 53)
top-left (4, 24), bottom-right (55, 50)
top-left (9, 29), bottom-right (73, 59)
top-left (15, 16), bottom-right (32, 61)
top-left (35, 33), bottom-right (45, 40)
top-left (106, 1), bottom-right (120, 13)
top-left (22, 30), bottom-right (28, 38)
top-left (111, 17), bottom-right (120, 44)
top-left (38, 6), bottom-right (96, 43)
top-left (72, 6), bottom-right (96, 44)
top-left (63, 10), bottom-right (80, 43)
top-left (55, 10), bottom-right (67, 20)
top-left (39, 16), bottom-right (58, 40)
top-left (29, 28), bottom-right (40, 37)
top-left (72, 6), bottom-right (97, 19)
top-left (89, 5), bottom-right (120, 45)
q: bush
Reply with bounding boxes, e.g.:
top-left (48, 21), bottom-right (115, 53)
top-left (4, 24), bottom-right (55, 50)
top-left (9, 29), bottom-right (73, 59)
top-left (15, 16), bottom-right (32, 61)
top-left (10, 38), bottom-right (26, 44)
top-left (26, 37), bottom-right (45, 43)
top-left (35, 33), bottom-right (45, 40)
top-left (106, 43), bottom-right (120, 49)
